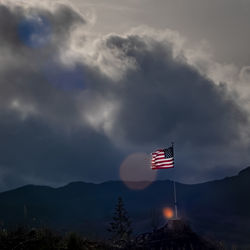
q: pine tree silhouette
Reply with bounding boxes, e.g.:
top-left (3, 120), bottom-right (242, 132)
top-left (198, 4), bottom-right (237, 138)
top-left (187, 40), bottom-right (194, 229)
top-left (108, 197), bottom-right (132, 245)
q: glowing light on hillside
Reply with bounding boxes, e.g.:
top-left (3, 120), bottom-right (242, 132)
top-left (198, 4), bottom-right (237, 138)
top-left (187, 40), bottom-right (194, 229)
top-left (163, 207), bottom-right (174, 219)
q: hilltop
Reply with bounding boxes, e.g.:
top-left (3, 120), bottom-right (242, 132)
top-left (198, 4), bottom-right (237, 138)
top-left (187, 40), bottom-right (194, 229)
top-left (0, 167), bottom-right (249, 247)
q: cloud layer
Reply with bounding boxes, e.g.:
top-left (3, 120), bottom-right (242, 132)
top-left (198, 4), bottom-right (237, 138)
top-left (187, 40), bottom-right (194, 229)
top-left (0, 1), bottom-right (249, 189)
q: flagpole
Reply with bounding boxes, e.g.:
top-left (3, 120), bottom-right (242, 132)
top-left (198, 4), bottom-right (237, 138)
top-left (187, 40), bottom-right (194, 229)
top-left (172, 142), bottom-right (178, 219)
top-left (173, 180), bottom-right (178, 219)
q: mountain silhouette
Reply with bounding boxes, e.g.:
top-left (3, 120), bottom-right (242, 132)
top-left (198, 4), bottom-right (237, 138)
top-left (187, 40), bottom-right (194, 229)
top-left (0, 167), bottom-right (249, 247)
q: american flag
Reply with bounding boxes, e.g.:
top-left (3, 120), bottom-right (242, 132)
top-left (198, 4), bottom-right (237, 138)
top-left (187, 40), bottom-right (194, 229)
top-left (151, 146), bottom-right (174, 170)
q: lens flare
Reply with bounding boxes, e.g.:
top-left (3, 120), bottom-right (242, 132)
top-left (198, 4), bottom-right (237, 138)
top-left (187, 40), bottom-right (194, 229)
top-left (163, 207), bottom-right (174, 219)
top-left (120, 153), bottom-right (156, 190)
top-left (18, 15), bottom-right (51, 48)
top-left (43, 62), bottom-right (86, 91)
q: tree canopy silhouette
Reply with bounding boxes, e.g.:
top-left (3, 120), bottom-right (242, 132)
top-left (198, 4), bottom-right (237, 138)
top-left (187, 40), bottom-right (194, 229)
top-left (108, 197), bottom-right (132, 245)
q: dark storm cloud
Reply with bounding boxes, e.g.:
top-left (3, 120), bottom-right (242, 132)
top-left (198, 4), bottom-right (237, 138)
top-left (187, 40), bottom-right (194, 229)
top-left (0, 1), bottom-right (123, 190)
top-left (103, 34), bottom-right (246, 147)
top-left (0, 1), bottom-right (88, 127)
top-left (92, 33), bottom-right (249, 183)
top-left (82, 0), bottom-right (250, 67)
top-left (0, 112), bottom-right (124, 190)
top-left (0, 1), bottom-right (248, 189)
top-left (0, 2), bottom-right (85, 48)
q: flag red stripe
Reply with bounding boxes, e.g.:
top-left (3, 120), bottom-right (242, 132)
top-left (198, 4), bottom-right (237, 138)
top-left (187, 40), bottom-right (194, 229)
top-left (152, 166), bottom-right (174, 170)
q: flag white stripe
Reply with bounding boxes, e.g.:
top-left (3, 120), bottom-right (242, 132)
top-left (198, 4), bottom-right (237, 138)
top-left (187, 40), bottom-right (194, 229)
top-left (155, 159), bottom-right (174, 163)
top-left (155, 161), bottom-right (174, 166)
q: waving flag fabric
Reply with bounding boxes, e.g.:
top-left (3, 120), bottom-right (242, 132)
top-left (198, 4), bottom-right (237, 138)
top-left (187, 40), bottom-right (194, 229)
top-left (151, 146), bottom-right (174, 170)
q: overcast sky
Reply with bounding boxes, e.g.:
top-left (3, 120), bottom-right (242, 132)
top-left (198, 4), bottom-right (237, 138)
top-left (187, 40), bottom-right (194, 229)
top-left (0, 0), bottom-right (250, 191)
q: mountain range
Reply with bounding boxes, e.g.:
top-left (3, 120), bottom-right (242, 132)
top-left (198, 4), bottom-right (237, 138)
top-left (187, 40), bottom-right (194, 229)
top-left (0, 167), bottom-right (250, 247)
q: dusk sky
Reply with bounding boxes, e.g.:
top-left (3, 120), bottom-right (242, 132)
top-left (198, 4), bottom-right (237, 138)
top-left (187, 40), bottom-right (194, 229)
top-left (1, 0), bottom-right (250, 190)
